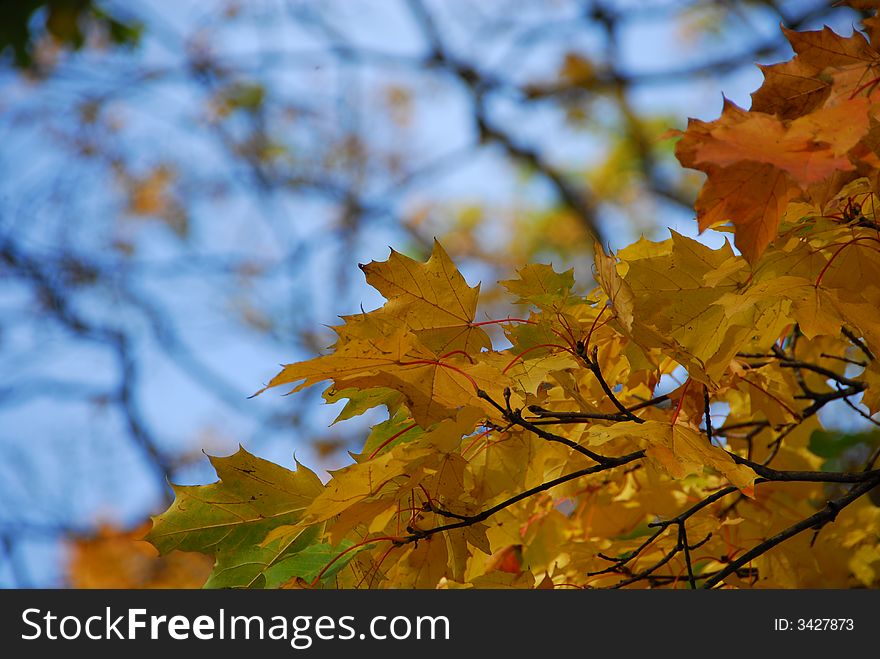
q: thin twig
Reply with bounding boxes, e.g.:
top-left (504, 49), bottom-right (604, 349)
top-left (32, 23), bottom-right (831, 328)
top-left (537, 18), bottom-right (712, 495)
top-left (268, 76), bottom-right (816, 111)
top-left (408, 451), bottom-right (645, 541)
top-left (702, 473), bottom-right (880, 589)
top-left (842, 327), bottom-right (875, 361)
top-left (478, 389), bottom-right (613, 464)
top-left (703, 385), bottom-right (714, 445)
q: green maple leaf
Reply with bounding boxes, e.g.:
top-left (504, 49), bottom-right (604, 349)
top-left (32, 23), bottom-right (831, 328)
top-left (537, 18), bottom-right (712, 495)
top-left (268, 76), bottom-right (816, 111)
top-left (147, 447), bottom-right (324, 588)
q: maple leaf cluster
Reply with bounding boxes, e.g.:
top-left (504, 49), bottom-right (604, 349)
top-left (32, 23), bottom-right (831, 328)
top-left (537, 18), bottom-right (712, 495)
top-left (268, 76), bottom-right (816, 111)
top-left (147, 13), bottom-right (880, 589)
top-left (676, 15), bottom-right (880, 262)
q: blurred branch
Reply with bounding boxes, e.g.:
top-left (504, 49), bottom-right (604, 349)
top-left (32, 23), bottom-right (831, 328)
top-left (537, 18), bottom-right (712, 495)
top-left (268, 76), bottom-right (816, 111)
top-left (0, 534), bottom-right (30, 588)
top-left (0, 237), bottom-right (175, 490)
top-left (407, 0), bottom-right (605, 244)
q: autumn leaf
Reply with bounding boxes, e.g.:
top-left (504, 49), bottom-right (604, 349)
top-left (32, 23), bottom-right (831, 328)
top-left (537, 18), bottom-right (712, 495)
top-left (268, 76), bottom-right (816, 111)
top-left (500, 263), bottom-right (575, 310)
top-left (751, 26), bottom-right (880, 119)
top-left (273, 540), bottom-right (361, 586)
top-left (596, 231), bottom-right (779, 384)
top-left (322, 386), bottom-right (403, 423)
top-left (298, 407), bottom-right (480, 526)
top-left (359, 240), bottom-right (491, 354)
top-left (677, 100), bottom-right (866, 186)
top-left (147, 447), bottom-right (324, 589)
top-left (256, 242), bottom-right (494, 426)
top-left (581, 419), bottom-right (756, 494)
top-left (126, 166), bottom-right (175, 216)
top-left (694, 162), bottom-right (800, 263)
top-left (119, 164), bottom-right (189, 237)
top-left (257, 323), bottom-right (476, 427)
top-left (676, 23), bottom-right (880, 262)
top-left (68, 523), bottom-right (212, 589)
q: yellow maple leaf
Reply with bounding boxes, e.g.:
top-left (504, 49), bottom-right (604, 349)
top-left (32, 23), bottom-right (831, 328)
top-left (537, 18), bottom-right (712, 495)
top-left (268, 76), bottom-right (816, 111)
top-left (596, 232), bottom-right (765, 384)
top-left (359, 240), bottom-right (491, 354)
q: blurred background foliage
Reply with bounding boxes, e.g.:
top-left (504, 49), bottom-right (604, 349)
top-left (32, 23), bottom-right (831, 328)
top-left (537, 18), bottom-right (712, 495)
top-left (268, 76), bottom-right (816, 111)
top-left (0, 0), bottom-right (869, 587)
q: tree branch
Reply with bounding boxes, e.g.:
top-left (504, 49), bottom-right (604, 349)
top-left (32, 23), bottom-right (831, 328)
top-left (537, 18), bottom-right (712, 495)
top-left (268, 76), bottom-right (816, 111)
top-left (408, 450), bottom-right (645, 542)
top-left (702, 473), bottom-right (880, 588)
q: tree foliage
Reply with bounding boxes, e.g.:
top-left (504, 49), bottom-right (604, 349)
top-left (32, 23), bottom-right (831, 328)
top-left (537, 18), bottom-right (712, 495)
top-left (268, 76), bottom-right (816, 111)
top-left (68, 522), bottom-right (211, 589)
top-left (147, 11), bottom-right (880, 589)
top-left (0, 0), bottom-right (141, 71)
